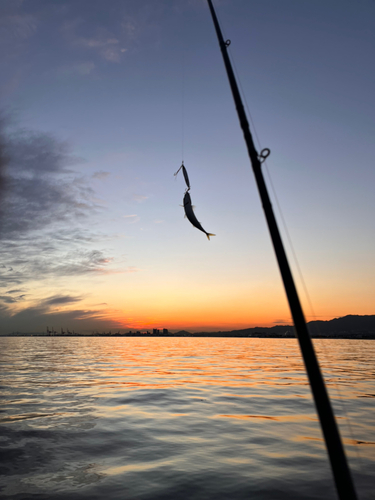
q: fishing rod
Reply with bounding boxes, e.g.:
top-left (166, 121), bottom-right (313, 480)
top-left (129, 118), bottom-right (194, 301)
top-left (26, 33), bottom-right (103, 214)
top-left (206, 1), bottom-right (357, 499)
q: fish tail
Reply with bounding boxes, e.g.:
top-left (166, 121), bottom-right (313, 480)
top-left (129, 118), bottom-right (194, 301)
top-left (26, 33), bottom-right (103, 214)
top-left (206, 233), bottom-right (216, 240)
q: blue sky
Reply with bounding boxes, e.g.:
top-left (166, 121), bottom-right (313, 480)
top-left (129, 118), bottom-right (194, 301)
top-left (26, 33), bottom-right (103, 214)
top-left (0, 0), bottom-right (374, 333)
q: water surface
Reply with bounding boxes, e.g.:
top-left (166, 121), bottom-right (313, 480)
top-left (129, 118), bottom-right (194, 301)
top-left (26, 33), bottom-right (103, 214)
top-left (0, 337), bottom-right (374, 499)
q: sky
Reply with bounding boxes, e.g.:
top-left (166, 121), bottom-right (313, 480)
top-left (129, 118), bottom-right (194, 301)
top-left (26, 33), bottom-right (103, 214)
top-left (0, 0), bottom-right (374, 334)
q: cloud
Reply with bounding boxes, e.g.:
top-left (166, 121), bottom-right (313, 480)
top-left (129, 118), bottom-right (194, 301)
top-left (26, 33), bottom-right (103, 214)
top-left (121, 19), bottom-right (137, 40)
top-left (0, 306), bottom-right (121, 333)
top-left (124, 266), bottom-right (139, 273)
top-left (59, 61), bottom-right (95, 76)
top-left (0, 247), bottom-right (115, 289)
top-left (0, 295), bottom-right (18, 304)
top-left (101, 46), bottom-right (122, 63)
top-left (0, 115), bottom-right (7, 199)
top-left (0, 127), bottom-right (96, 240)
top-left (0, 286), bottom-right (136, 333)
top-left (0, 118), bottom-right (117, 298)
top-left (50, 250), bottom-right (113, 276)
top-left (0, 115), bottom-right (140, 333)
top-left (59, 1), bottom-right (167, 65)
top-left (62, 20), bottom-right (125, 63)
top-left (273, 318), bottom-right (292, 324)
top-left (0, 296), bottom-right (129, 334)
top-left (122, 214), bottom-right (139, 224)
top-left (0, 3), bottom-right (38, 57)
top-left (92, 171), bottom-right (110, 180)
top-left (133, 194), bottom-right (148, 203)
top-left (43, 295), bottom-right (82, 306)
top-left (1, 0), bottom-right (166, 98)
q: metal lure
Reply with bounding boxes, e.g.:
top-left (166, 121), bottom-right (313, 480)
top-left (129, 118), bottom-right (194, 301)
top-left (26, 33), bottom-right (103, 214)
top-left (174, 162), bottom-right (190, 191)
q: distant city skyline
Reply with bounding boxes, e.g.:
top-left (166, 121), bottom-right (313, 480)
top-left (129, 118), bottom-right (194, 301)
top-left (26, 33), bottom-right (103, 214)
top-left (1, 0), bottom-right (374, 334)
top-left (4, 315), bottom-right (375, 340)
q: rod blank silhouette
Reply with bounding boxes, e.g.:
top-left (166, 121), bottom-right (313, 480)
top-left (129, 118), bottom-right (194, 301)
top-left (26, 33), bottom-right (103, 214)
top-left (206, 1), bottom-right (357, 499)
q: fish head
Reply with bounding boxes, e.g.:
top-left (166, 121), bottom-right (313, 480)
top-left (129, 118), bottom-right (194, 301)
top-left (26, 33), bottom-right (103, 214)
top-left (183, 191), bottom-right (191, 206)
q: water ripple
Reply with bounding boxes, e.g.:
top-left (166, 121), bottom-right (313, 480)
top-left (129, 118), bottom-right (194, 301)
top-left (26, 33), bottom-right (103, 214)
top-left (0, 337), bottom-right (374, 499)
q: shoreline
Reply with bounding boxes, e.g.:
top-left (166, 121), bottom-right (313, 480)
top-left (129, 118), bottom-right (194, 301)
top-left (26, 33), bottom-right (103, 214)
top-left (2, 332), bottom-right (375, 339)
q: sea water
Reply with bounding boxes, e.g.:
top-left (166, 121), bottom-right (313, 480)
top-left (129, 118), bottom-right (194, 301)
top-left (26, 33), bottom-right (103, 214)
top-left (0, 337), bottom-right (374, 500)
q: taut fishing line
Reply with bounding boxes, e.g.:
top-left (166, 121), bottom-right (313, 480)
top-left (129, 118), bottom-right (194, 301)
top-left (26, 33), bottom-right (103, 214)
top-left (181, 21), bottom-right (185, 165)
top-left (215, 0), bottom-right (363, 467)
top-left (175, 21), bottom-right (186, 182)
top-left (174, 17), bottom-right (215, 240)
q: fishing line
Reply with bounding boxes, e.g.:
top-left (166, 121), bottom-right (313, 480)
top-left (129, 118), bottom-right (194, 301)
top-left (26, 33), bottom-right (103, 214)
top-left (215, 2), bottom-right (316, 322)
top-left (214, 5), bottom-right (263, 151)
top-left (259, 140), bottom-right (362, 466)
top-left (321, 343), bottom-right (364, 469)
top-left (215, 2), bottom-right (362, 466)
top-left (234, 49), bottom-right (362, 465)
top-left (226, 42), bottom-right (315, 314)
top-left (181, 24), bottom-right (185, 164)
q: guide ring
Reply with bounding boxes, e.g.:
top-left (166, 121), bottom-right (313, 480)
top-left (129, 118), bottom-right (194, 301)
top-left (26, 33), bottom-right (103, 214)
top-left (225, 39), bottom-right (231, 47)
top-left (259, 148), bottom-right (271, 163)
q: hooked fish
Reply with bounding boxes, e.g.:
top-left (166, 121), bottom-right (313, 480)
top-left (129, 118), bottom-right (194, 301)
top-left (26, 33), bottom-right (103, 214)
top-left (183, 190), bottom-right (215, 240)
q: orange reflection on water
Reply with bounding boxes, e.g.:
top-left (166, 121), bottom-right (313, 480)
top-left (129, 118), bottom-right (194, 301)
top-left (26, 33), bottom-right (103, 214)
top-left (1, 336), bottom-right (375, 498)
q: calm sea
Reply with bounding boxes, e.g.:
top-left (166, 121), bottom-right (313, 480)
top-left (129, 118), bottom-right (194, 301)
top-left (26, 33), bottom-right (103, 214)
top-left (0, 337), bottom-right (374, 500)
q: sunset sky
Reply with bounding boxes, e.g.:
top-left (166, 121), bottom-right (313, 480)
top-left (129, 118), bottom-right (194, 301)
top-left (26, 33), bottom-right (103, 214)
top-left (0, 0), bottom-right (374, 334)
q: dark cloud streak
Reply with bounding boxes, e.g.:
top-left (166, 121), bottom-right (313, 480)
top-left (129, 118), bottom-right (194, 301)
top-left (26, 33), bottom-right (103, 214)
top-left (0, 301), bottom-right (125, 334)
top-left (43, 294), bottom-right (82, 306)
top-left (0, 117), bottom-right (115, 316)
top-left (0, 127), bottom-right (96, 240)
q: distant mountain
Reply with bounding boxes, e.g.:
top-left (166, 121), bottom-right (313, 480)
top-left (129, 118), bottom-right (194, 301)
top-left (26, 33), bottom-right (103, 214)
top-left (191, 315), bottom-right (375, 338)
top-left (306, 315), bottom-right (375, 335)
top-left (174, 330), bottom-right (193, 336)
